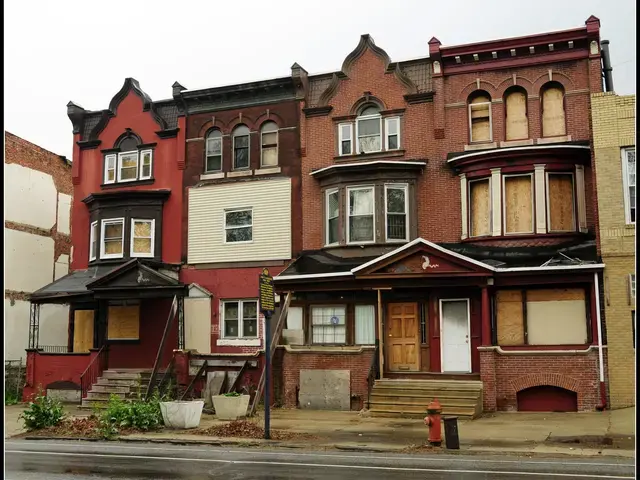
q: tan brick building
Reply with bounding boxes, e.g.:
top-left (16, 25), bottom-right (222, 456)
top-left (591, 92), bottom-right (636, 408)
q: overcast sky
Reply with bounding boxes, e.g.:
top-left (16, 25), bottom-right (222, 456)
top-left (4, 0), bottom-right (636, 159)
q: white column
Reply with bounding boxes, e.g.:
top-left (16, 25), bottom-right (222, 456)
top-left (534, 164), bottom-right (547, 234)
top-left (575, 165), bottom-right (588, 232)
top-left (460, 173), bottom-right (468, 240)
top-left (491, 168), bottom-right (502, 236)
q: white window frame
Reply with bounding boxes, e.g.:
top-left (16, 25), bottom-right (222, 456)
top-left (622, 147), bottom-right (636, 225)
top-left (220, 299), bottom-right (259, 339)
top-left (338, 123), bottom-right (353, 156)
top-left (545, 172), bottom-right (576, 233)
top-left (468, 99), bottom-right (493, 143)
top-left (468, 177), bottom-right (492, 238)
top-left (630, 274), bottom-right (636, 299)
top-left (346, 185), bottom-right (376, 245)
top-left (384, 117), bottom-right (401, 150)
top-left (224, 208), bottom-right (253, 244)
top-left (232, 128), bottom-right (250, 170)
top-left (502, 173), bottom-right (535, 235)
top-left (260, 124), bottom-right (279, 167)
top-left (311, 305), bottom-right (347, 345)
top-left (104, 154), bottom-right (117, 184)
top-left (117, 151), bottom-right (139, 183)
top-left (384, 183), bottom-right (409, 242)
top-left (325, 188), bottom-right (340, 246)
top-left (139, 149), bottom-right (153, 180)
top-left (100, 218), bottom-right (125, 259)
top-left (355, 113), bottom-right (382, 154)
top-left (89, 221), bottom-right (98, 261)
top-left (205, 130), bottom-right (223, 173)
top-left (130, 218), bottom-right (155, 258)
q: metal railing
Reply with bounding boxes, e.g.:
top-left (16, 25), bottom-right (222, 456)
top-left (38, 345), bottom-right (71, 354)
top-left (80, 345), bottom-right (108, 399)
top-left (366, 343), bottom-right (380, 410)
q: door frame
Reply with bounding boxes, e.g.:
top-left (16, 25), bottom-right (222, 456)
top-left (385, 302), bottom-right (420, 372)
top-left (438, 298), bottom-right (471, 373)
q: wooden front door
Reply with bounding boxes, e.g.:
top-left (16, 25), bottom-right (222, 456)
top-left (386, 303), bottom-right (420, 371)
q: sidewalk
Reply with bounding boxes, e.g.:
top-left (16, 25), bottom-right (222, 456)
top-left (5, 404), bottom-right (635, 458)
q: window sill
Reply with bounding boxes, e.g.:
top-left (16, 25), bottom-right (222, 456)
top-left (200, 172), bottom-right (224, 180)
top-left (255, 166), bottom-right (281, 175)
top-left (499, 139), bottom-right (534, 148)
top-left (217, 338), bottom-right (261, 347)
top-left (536, 135), bottom-right (572, 145)
top-left (277, 345), bottom-right (375, 354)
top-left (228, 170), bottom-right (253, 178)
top-left (101, 179), bottom-right (155, 189)
top-left (464, 142), bottom-right (497, 151)
top-left (334, 150), bottom-right (405, 162)
top-left (461, 232), bottom-right (584, 242)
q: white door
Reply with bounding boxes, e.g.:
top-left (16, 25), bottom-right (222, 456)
top-left (440, 299), bottom-right (471, 373)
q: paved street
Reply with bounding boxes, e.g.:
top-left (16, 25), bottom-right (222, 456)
top-left (5, 440), bottom-right (635, 479)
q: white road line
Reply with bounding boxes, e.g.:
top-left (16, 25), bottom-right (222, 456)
top-left (5, 441), bottom-right (634, 468)
top-left (4, 450), bottom-right (634, 479)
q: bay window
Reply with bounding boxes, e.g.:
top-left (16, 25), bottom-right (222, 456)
top-left (347, 186), bottom-right (375, 243)
top-left (130, 219), bottom-right (155, 257)
top-left (469, 179), bottom-right (491, 237)
top-left (100, 218), bottom-right (125, 259)
top-left (326, 189), bottom-right (339, 245)
top-left (503, 175), bottom-right (534, 235)
top-left (385, 184), bottom-right (408, 241)
top-left (547, 173), bottom-right (575, 232)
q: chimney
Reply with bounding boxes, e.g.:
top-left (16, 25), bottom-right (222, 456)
top-left (600, 40), bottom-right (614, 92)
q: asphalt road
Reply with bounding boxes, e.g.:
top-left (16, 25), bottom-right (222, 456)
top-left (4, 440), bottom-right (636, 479)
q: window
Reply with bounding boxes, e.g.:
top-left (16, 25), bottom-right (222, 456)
top-left (260, 122), bottom-right (278, 167)
top-left (503, 175), bottom-right (534, 234)
top-left (205, 130), bottom-right (222, 172)
top-left (100, 218), bottom-right (124, 259)
top-left (469, 179), bottom-right (491, 237)
top-left (541, 83), bottom-right (566, 137)
top-left (104, 155), bottom-right (116, 184)
top-left (356, 106), bottom-right (382, 153)
top-left (118, 152), bottom-right (138, 182)
top-left (326, 189), bottom-right (339, 245)
top-left (505, 88), bottom-right (528, 140)
top-left (130, 219), bottom-right (154, 257)
top-left (107, 305), bottom-right (140, 340)
top-left (339, 123), bottom-right (353, 155)
top-left (232, 125), bottom-right (250, 170)
top-left (622, 147), bottom-right (636, 224)
top-left (468, 92), bottom-right (492, 143)
top-left (222, 300), bottom-right (258, 338)
top-left (225, 208), bottom-right (252, 243)
top-left (107, 148), bottom-right (153, 184)
top-left (630, 274), bottom-right (636, 299)
top-left (355, 305), bottom-right (375, 345)
top-left (385, 117), bottom-right (400, 150)
top-left (547, 173), bottom-right (575, 232)
top-left (89, 221), bottom-right (98, 261)
top-left (347, 186), bottom-right (375, 243)
top-left (140, 150), bottom-right (152, 179)
top-left (385, 184), bottom-right (408, 241)
top-left (311, 306), bottom-right (346, 344)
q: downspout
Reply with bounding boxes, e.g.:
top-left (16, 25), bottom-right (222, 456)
top-left (593, 272), bottom-right (607, 410)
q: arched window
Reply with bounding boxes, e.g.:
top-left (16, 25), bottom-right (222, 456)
top-left (118, 136), bottom-right (138, 153)
top-left (205, 130), bottom-right (222, 172)
top-left (468, 92), bottom-right (492, 143)
top-left (260, 122), bottom-right (278, 167)
top-left (356, 105), bottom-right (382, 153)
top-left (505, 87), bottom-right (528, 141)
top-left (232, 125), bottom-right (250, 170)
top-left (541, 83), bottom-right (566, 137)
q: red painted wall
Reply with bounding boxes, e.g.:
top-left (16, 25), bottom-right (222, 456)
top-left (23, 351), bottom-right (90, 401)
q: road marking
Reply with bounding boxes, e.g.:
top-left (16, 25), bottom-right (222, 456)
top-left (5, 450), bottom-right (634, 478)
top-left (5, 441), bottom-right (634, 468)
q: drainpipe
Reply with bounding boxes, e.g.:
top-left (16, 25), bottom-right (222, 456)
top-left (593, 272), bottom-right (607, 410)
top-left (600, 40), bottom-right (614, 93)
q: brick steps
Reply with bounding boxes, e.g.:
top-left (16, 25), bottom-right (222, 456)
top-left (80, 369), bottom-right (168, 409)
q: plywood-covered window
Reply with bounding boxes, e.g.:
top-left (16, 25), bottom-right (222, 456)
top-left (505, 88), bottom-right (528, 140)
top-left (503, 175), bottom-right (534, 234)
top-left (469, 179), bottom-right (491, 237)
top-left (107, 305), bottom-right (140, 340)
top-left (496, 290), bottom-right (525, 345)
top-left (547, 173), bottom-right (575, 232)
top-left (468, 92), bottom-right (492, 143)
top-left (541, 83), bottom-right (566, 137)
top-left (73, 310), bottom-right (94, 352)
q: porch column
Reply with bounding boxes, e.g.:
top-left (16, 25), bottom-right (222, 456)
top-left (28, 303), bottom-right (40, 349)
top-left (178, 297), bottom-right (185, 350)
top-left (481, 287), bottom-right (491, 346)
top-left (376, 289), bottom-right (384, 380)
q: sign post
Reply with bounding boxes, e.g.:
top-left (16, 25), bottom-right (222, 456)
top-left (258, 268), bottom-right (275, 440)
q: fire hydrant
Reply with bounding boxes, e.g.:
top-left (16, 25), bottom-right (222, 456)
top-left (424, 398), bottom-right (442, 446)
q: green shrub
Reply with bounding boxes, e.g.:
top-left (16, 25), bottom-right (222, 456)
top-left (97, 389), bottom-right (167, 439)
top-left (223, 392), bottom-right (241, 397)
top-left (5, 391), bottom-right (20, 406)
top-left (20, 390), bottom-right (65, 430)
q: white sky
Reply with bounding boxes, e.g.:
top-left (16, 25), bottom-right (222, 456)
top-left (4, 0), bottom-right (636, 159)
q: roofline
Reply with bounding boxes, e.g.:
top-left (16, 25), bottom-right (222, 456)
top-left (310, 160), bottom-right (427, 177)
top-left (447, 145), bottom-right (591, 164)
top-left (274, 271), bottom-right (354, 281)
top-left (495, 264), bottom-right (605, 273)
top-left (181, 76), bottom-right (293, 97)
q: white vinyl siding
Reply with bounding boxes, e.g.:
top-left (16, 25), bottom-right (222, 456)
top-left (188, 177), bottom-right (291, 263)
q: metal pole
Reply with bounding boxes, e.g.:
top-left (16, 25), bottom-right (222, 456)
top-left (264, 312), bottom-right (272, 440)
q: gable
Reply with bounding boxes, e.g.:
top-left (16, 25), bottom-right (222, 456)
top-left (87, 261), bottom-right (181, 290)
top-left (379, 251), bottom-right (478, 275)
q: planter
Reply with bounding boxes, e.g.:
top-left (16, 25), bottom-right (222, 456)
top-left (160, 400), bottom-right (204, 429)
top-left (212, 394), bottom-right (250, 420)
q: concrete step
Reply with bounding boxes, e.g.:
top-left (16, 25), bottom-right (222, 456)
top-left (90, 384), bottom-right (131, 394)
top-left (369, 407), bottom-right (477, 418)
top-left (375, 380), bottom-right (483, 389)
top-left (369, 396), bottom-right (480, 406)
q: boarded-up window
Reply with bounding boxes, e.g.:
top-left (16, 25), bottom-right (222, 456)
top-left (469, 94), bottom-right (492, 142)
top-left (542, 85), bottom-right (566, 137)
top-left (526, 289), bottom-right (587, 345)
top-left (73, 310), bottom-right (94, 353)
top-left (108, 305), bottom-right (140, 340)
top-left (547, 173), bottom-right (575, 232)
top-left (496, 290), bottom-right (525, 345)
top-left (469, 179), bottom-right (491, 237)
top-left (505, 90), bottom-right (528, 140)
top-left (504, 175), bottom-right (533, 234)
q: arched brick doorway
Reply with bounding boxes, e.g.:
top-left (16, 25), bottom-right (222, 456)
top-left (517, 385), bottom-right (578, 412)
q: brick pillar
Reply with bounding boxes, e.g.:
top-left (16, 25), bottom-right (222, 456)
top-left (23, 349), bottom-right (38, 401)
top-left (479, 349), bottom-right (497, 412)
top-left (172, 350), bottom-right (191, 388)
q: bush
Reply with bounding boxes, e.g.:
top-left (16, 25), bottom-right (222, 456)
top-left (96, 389), bottom-right (167, 439)
top-left (5, 391), bottom-right (20, 406)
top-left (20, 390), bottom-right (65, 430)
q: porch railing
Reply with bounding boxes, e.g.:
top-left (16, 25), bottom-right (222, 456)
top-left (366, 343), bottom-right (380, 410)
top-left (38, 345), bottom-right (71, 354)
top-left (80, 345), bottom-right (108, 399)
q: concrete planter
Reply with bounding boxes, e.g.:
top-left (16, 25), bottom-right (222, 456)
top-left (212, 394), bottom-right (250, 420)
top-left (160, 400), bottom-right (204, 429)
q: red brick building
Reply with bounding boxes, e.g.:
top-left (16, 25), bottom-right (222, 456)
top-left (273, 16), bottom-right (608, 414)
